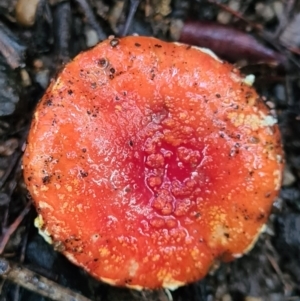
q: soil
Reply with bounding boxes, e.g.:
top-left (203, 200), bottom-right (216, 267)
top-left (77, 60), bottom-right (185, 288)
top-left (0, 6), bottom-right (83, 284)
top-left (0, 1), bottom-right (300, 301)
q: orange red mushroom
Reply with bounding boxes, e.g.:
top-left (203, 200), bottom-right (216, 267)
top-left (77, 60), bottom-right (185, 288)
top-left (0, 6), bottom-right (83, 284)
top-left (23, 36), bottom-right (283, 290)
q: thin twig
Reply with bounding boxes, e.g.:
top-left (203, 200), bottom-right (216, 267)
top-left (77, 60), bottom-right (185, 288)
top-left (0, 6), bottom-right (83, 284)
top-left (0, 152), bottom-right (21, 190)
top-left (285, 74), bottom-right (294, 105)
top-left (0, 128), bottom-right (29, 190)
top-left (13, 281), bottom-right (20, 301)
top-left (274, 0), bottom-right (296, 38)
top-left (266, 253), bottom-right (287, 288)
top-left (0, 21), bottom-right (26, 69)
top-left (13, 218), bottom-right (30, 301)
top-left (265, 240), bottom-right (293, 294)
top-left (121, 0), bottom-right (141, 36)
top-left (207, 0), bottom-right (263, 30)
top-left (0, 257), bottom-right (92, 301)
top-left (208, 0), bottom-right (300, 70)
top-left (0, 202), bottom-right (31, 255)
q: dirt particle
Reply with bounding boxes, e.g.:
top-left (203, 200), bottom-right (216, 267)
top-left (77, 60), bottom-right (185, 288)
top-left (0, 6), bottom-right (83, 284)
top-left (257, 213), bottom-right (265, 221)
top-left (98, 58), bottom-right (108, 68)
top-left (80, 170), bottom-right (88, 178)
top-left (42, 175), bottom-right (51, 184)
top-left (110, 38), bottom-right (119, 47)
top-left (44, 99), bottom-right (53, 106)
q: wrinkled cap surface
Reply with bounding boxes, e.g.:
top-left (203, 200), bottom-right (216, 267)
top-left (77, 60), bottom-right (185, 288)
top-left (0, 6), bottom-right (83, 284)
top-left (23, 36), bottom-right (283, 290)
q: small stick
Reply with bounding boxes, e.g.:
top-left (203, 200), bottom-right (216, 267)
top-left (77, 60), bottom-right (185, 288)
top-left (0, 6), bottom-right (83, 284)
top-left (0, 202), bottom-right (31, 254)
top-left (0, 257), bottom-right (92, 301)
top-left (0, 128), bottom-right (28, 190)
top-left (207, 0), bottom-right (263, 31)
top-left (0, 152), bottom-right (21, 190)
top-left (13, 217), bottom-right (30, 301)
top-left (265, 241), bottom-right (292, 294)
top-left (13, 281), bottom-right (21, 301)
top-left (0, 21), bottom-right (26, 69)
top-left (285, 74), bottom-right (294, 105)
top-left (53, 1), bottom-right (72, 63)
top-left (274, 0), bottom-right (296, 38)
top-left (208, 0), bottom-right (300, 70)
top-left (121, 0), bottom-right (141, 36)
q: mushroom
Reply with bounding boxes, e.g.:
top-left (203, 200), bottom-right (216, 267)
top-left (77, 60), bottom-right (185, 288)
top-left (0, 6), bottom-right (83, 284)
top-left (23, 36), bottom-right (284, 290)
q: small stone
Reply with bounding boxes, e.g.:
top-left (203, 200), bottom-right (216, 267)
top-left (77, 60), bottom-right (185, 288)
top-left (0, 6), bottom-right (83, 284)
top-left (272, 197), bottom-right (283, 212)
top-left (282, 165), bottom-right (296, 186)
top-left (33, 59), bottom-right (44, 69)
top-left (169, 19), bottom-right (184, 41)
top-left (16, 0), bottom-right (40, 27)
top-left (85, 28), bottom-right (99, 48)
top-left (255, 3), bottom-right (275, 22)
top-left (217, 0), bottom-right (240, 24)
top-left (222, 294), bottom-right (232, 301)
top-left (20, 69), bottom-right (32, 87)
top-left (0, 258), bottom-right (10, 275)
top-left (35, 70), bottom-right (50, 89)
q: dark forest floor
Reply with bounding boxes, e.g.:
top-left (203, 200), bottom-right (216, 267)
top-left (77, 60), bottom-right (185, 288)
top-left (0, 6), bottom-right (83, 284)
top-left (0, 1), bottom-right (300, 301)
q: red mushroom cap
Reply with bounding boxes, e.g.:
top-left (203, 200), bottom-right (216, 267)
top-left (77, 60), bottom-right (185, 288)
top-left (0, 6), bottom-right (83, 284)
top-left (23, 36), bottom-right (283, 290)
